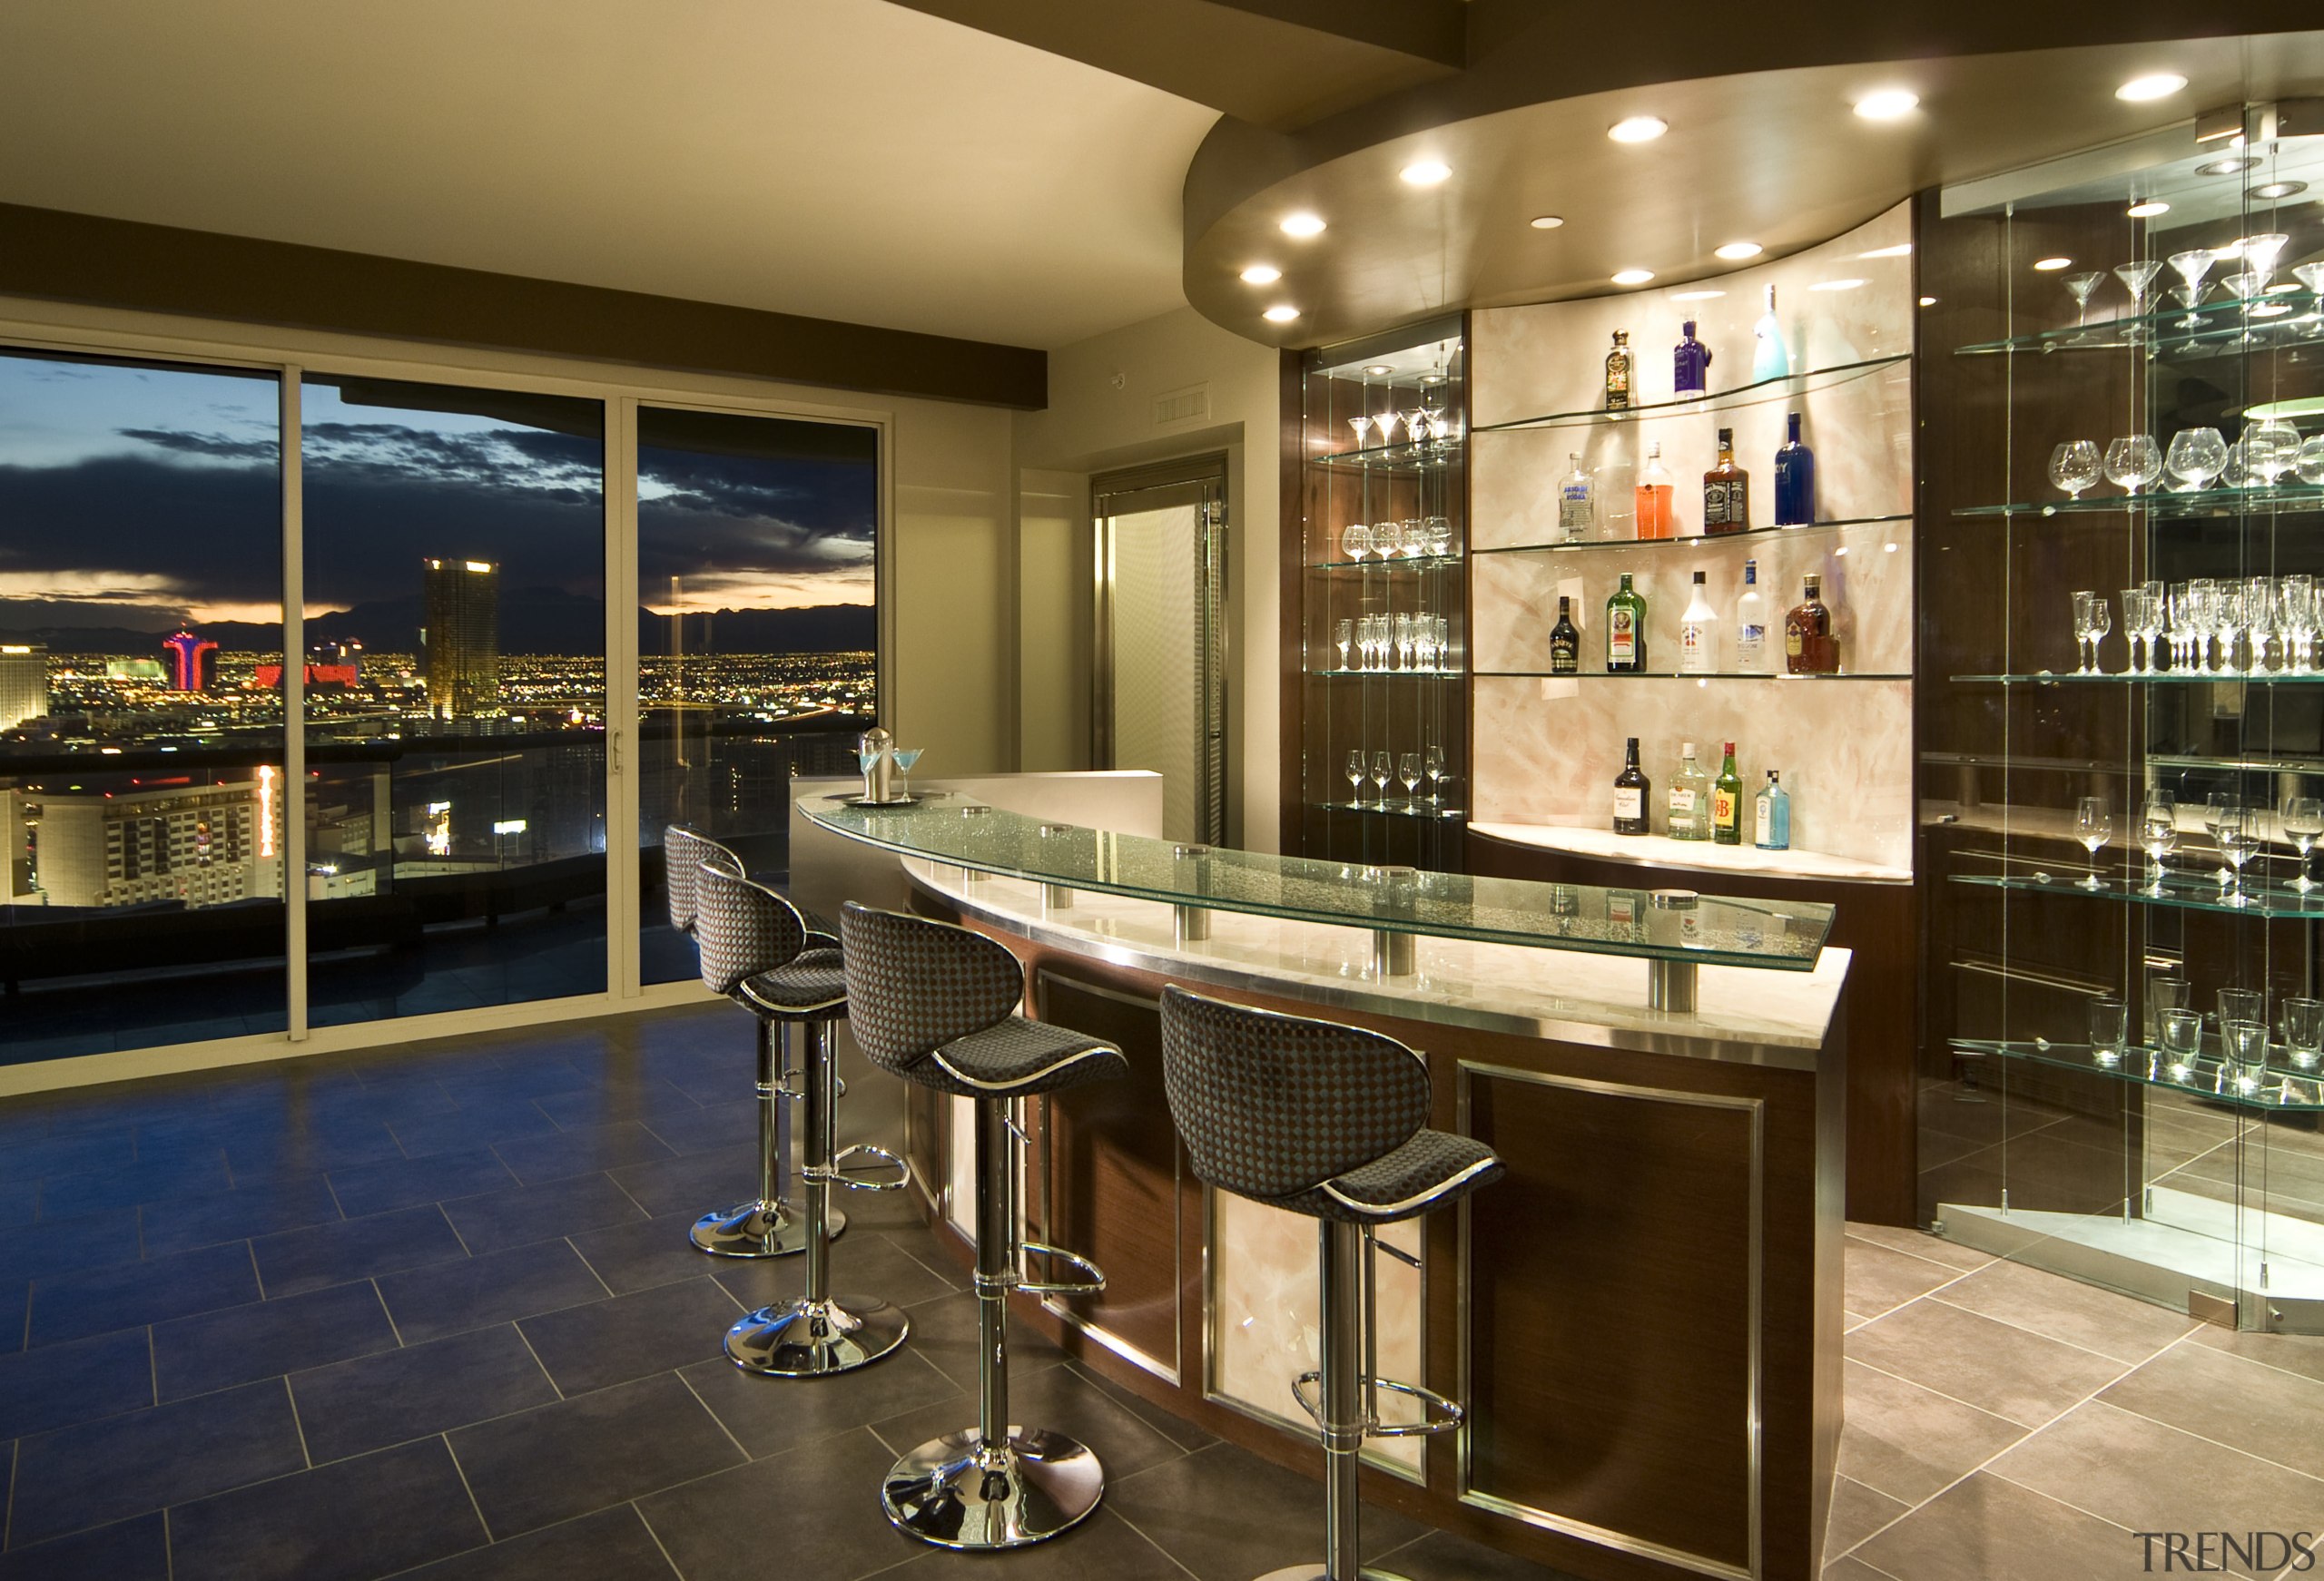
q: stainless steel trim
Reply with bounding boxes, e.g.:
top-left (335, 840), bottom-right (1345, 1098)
top-left (1456, 1060), bottom-right (1765, 1581)
top-left (1649, 959), bottom-right (1699, 1014)
top-left (1372, 928), bottom-right (1417, 977)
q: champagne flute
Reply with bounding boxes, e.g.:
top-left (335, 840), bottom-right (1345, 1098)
top-left (2075, 796), bottom-right (2112, 889)
top-left (2283, 794), bottom-right (2324, 891)
top-left (1399, 751), bottom-right (1423, 812)
top-left (2085, 597), bottom-right (2111, 673)
top-left (2103, 435), bottom-right (2162, 496)
top-left (2140, 794), bottom-right (2179, 893)
top-left (2049, 439), bottom-right (2102, 499)
top-left (2071, 590), bottom-right (2096, 673)
top-left (1371, 751), bottom-right (1393, 809)
top-left (1334, 617), bottom-right (1353, 670)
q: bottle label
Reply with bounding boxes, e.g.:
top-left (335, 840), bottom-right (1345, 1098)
top-left (1713, 790), bottom-right (1738, 829)
top-left (1738, 622), bottom-right (1766, 657)
top-left (1559, 484), bottom-right (1590, 535)
top-left (1613, 788), bottom-right (1642, 820)
top-left (1609, 610), bottom-right (1635, 664)
top-left (1669, 789), bottom-right (1698, 815)
top-left (1704, 481), bottom-right (1730, 525)
top-left (1680, 622), bottom-right (1709, 668)
top-left (1786, 622), bottom-right (1805, 657)
top-left (1550, 635), bottom-right (1578, 674)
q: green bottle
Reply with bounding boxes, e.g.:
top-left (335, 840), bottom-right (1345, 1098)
top-left (1713, 741), bottom-right (1743, 846)
top-left (1605, 572), bottom-right (1647, 673)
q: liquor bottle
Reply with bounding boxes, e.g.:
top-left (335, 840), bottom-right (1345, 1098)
top-left (1679, 570), bottom-right (1717, 674)
top-left (1612, 737), bottom-right (1650, 835)
top-left (1605, 573), bottom-right (1647, 673)
top-left (1785, 573), bottom-right (1839, 674)
top-left (1604, 331), bottom-right (1633, 411)
top-left (1635, 441), bottom-right (1675, 539)
top-left (1712, 741), bottom-right (1743, 846)
top-left (1735, 558), bottom-right (1769, 673)
top-left (1773, 411), bottom-right (1817, 525)
top-left (1549, 595), bottom-right (1581, 675)
top-left (1559, 454), bottom-right (1595, 541)
top-left (1751, 284), bottom-right (1790, 382)
top-left (1669, 741), bottom-right (1709, 840)
top-left (1755, 770), bottom-right (1791, 850)
top-left (1702, 427), bottom-right (1749, 535)
top-left (1673, 319), bottom-right (1712, 396)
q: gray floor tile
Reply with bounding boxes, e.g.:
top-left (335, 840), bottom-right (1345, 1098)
top-left (138, 1173), bottom-right (343, 1258)
top-left (376, 1239), bottom-right (607, 1345)
top-left (438, 1173), bottom-right (648, 1255)
top-left (329, 1147), bottom-right (520, 1219)
top-left (517, 1276), bottom-right (737, 1395)
top-left (1846, 1295), bottom-right (2130, 1429)
top-left (680, 1345), bottom-right (960, 1458)
top-left (167, 1437), bottom-right (487, 1581)
top-left (449, 1371), bottom-right (743, 1539)
top-left (886, 1507), bottom-right (1190, 1580)
top-left (153, 1281), bottom-right (398, 1402)
top-left (711, 1228), bottom-right (960, 1314)
top-left (252, 1205), bottom-right (469, 1298)
top-left (1103, 1438), bottom-right (1429, 1581)
top-left (1824, 1475), bottom-right (1911, 1557)
top-left (29, 1240), bottom-right (261, 1347)
top-left (1932, 1256), bottom-right (2199, 1364)
top-left (1374, 1527), bottom-right (1590, 1580)
top-left (0, 1512), bottom-right (168, 1580)
top-left (1855, 1472), bottom-right (2147, 1581)
top-left (492, 1122), bottom-right (679, 1186)
top-left (290, 1324), bottom-right (558, 1464)
top-left (1837, 1359), bottom-right (2030, 1505)
top-left (869, 1355), bottom-right (1184, 1481)
top-left (0, 1328), bottom-right (152, 1439)
top-left (1842, 1236), bottom-right (1967, 1320)
top-left (568, 1211), bottom-right (729, 1296)
top-left (636, 1425), bottom-right (918, 1581)
top-left (386, 1505), bottom-right (678, 1581)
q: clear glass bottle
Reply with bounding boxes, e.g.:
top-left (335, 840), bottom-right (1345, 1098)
top-left (1635, 442), bottom-right (1675, 539)
top-left (1785, 573), bottom-right (1839, 674)
top-left (1712, 741), bottom-right (1744, 846)
top-left (1606, 572), bottom-right (1647, 672)
top-left (1703, 427), bottom-right (1749, 535)
top-left (1549, 594), bottom-right (1580, 675)
top-left (1679, 569), bottom-right (1717, 674)
top-left (1673, 319), bottom-right (1712, 396)
top-left (1612, 736), bottom-right (1650, 835)
top-left (1755, 770), bottom-right (1791, 850)
top-left (1751, 283), bottom-right (1790, 382)
top-left (1735, 558), bottom-right (1769, 673)
top-left (1773, 410), bottom-right (1817, 525)
top-left (1669, 741), bottom-right (1709, 840)
top-left (1604, 331), bottom-right (1632, 411)
top-left (1559, 453), bottom-right (1595, 540)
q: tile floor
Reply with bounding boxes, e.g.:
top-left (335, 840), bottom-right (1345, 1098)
top-left (0, 1002), bottom-right (2316, 1580)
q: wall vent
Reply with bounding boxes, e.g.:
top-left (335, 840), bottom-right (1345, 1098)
top-left (1153, 383), bottom-right (1210, 427)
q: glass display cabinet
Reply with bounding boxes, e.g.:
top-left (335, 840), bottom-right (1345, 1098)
top-left (1922, 108), bottom-right (2324, 1330)
top-left (1292, 317), bottom-right (1468, 871)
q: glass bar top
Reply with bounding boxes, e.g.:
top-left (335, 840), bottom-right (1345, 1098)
top-left (1309, 437), bottom-right (1464, 472)
top-left (1953, 670), bottom-right (2324, 685)
top-left (1954, 483), bottom-right (2324, 520)
top-left (1951, 869), bottom-right (2324, 920)
top-left (1473, 514), bottom-right (1909, 555)
top-left (803, 794), bottom-right (1831, 969)
top-left (1472, 354), bottom-right (1906, 434)
top-left (1952, 1038), bottom-right (2324, 1112)
top-left (1483, 670), bottom-right (1909, 682)
top-left (1951, 291), bottom-right (2324, 358)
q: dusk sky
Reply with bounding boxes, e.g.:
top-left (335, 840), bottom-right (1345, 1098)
top-left (0, 350), bottom-right (879, 637)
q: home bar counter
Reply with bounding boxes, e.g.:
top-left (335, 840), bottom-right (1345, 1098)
top-left (798, 790), bottom-right (1848, 1581)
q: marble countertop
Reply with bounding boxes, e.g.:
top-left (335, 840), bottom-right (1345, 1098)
top-left (1472, 821), bottom-right (1913, 884)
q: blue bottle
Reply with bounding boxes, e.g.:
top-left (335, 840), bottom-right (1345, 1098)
top-left (1755, 771), bottom-right (1791, 850)
top-left (1773, 410), bottom-right (1817, 525)
top-left (1673, 320), bottom-right (1711, 396)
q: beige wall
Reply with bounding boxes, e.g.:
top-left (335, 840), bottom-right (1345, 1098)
top-left (887, 398), bottom-right (1017, 776)
top-left (1010, 306), bottom-right (1282, 850)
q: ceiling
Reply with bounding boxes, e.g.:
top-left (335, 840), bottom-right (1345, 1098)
top-left (0, 0), bottom-right (1220, 350)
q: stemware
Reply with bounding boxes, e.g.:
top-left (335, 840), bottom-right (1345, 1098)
top-left (2160, 1007), bottom-right (2204, 1081)
top-left (2283, 575), bottom-right (2318, 672)
top-left (2113, 260), bottom-right (2166, 322)
top-left (2103, 435), bottom-right (2162, 495)
top-left (2245, 576), bottom-right (2279, 670)
top-left (856, 741), bottom-right (884, 781)
top-left (2071, 590), bottom-right (2097, 673)
top-left (2222, 270), bottom-right (2271, 303)
top-left (1398, 519), bottom-right (1424, 559)
top-left (2063, 270), bottom-right (2105, 327)
top-left (1434, 616), bottom-right (1452, 669)
top-left (2087, 997), bottom-right (2129, 1067)
top-left (1346, 749), bottom-right (1367, 808)
top-left (1334, 618), bottom-right (1353, 670)
top-left (1424, 516), bottom-right (1454, 555)
top-left (2168, 248), bottom-right (2216, 325)
top-left (2283, 795), bottom-right (2324, 889)
top-left (2085, 596), bottom-right (2111, 673)
top-left (2248, 418), bottom-right (2304, 485)
top-left (2215, 806), bottom-right (2260, 902)
top-left (1372, 411), bottom-right (1403, 447)
top-left (2048, 439), bottom-right (2102, 499)
top-left (2299, 436), bottom-right (2324, 486)
top-left (1399, 751), bottom-right (1423, 812)
top-left (2221, 432), bottom-right (2260, 490)
top-left (2164, 427), bottom-right (2228, 492)
top-left (1393, 613), bottom-right (1416, 671)
top-left (1402, 408), bottom-right (1433, 447)
top-left (1346, 414), bottom-right (1373, 452)
top-left (2140, 795), bottom-right (2179, 892)
top-left (891, 746), bottom-right (923, 799)
top-left (2120, 588), bottom-right (2156, 672)
top-left (1371, 520), bottom-right (1403, 559)
top-left (2215, 583), bottom-right (2249, 674)
top-left (1423, 745), bottom-right (1447, 804)
top-left (1370, 751), bottom-right (1394, 810)
top-left (2286, 997), bottom-right (2324, 1072)
top-left (1339, 522), bottom-right (1372, 562)
top-left (2074, 797), bottom-right (2112, 888)
top-left (2242, 232), bottom-right (2290, 283)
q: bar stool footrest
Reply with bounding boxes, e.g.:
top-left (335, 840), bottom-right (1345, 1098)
top-left (1361, 1376), bottom-right (1464, 1437)
top-left (1017, 1241), bottom-right (1106, 1295)
top-left (832, 1143), bottom-right (911, 1192)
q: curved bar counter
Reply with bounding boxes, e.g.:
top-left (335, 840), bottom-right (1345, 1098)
top-left (801, 791), bottom-right (1848, 1581)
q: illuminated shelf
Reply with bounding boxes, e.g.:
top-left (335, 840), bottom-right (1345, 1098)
top-left (1951, 1038), bottom-right (2324, 1112)
top-left (1308, 437), bottom-right (1465, 472)
top-left (1309, 554), bottom-right (1462, 571)
top-left (1952, 869), bottom-right (2324, 919)
top-left (1312, 800), bottom-right (1466, 822)
top-left (1310, 668), bottom-right (1462, 679)
top-left (1475, 514), bottom-right (1908, 555)
top-left (1953, 670), bottom-right (2324, 685)
top-left (1480, 669), bottom-right (1907, 682)
top-left (1952, 290), bottom-right (2324, 358)
top-left (1954, 483), bottom-right (2324, 520)
top-left (1472, 354), bottom-right (1908, 434)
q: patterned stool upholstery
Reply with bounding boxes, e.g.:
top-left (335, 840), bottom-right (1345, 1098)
top-left (839, 901), bottom-right (1124, 1550)
top-left (661, 825), bottom-right (732, 938)
top-left (1158, 986), bottom-right (1503, 1581)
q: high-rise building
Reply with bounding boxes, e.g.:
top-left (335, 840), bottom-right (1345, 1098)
top-left (421, 558), bottom-right (501, 721)
top-left (0, 643), bottom-right (46, 732)
top-left (28, 772), bottom-right (284, 909)
top-left (162, 630), bottom-right (217, 692)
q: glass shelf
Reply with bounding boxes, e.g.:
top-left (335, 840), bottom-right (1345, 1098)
top-left (1310, 554), bottom-right (1463, 572)
top-left (1311, 668), bottom-right (1462, 679)
top-left (1482, 670), bottom-right (1909, 682)
top-left (803, 794), bottom-right (1834, 969)
top-left (1955, 484), bottom-right (2324, 520)
top-left (1952, 869), bottom-right (2324, 919)
top-left (1953, 670), bottom-right (2324, 685)
top-left (1950, 1038), bottom-right (2324, 1112)
top-left (1314, 800), bottom-right (1467, 822)
top-left (1309, 437), bottom-right (1465, 472)
top-left (1475, 514), bottom-right (1910, 555)
top-left (1953, 291), bottom-right (2324, 358)
top-left (1472, 354), bottom-right (1909, 434)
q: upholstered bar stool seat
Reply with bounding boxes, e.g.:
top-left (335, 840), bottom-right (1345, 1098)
top-left (1158, 986), bottom-right (1503, 1581)
top-left (840, 901), bottom-right (1127, 1551)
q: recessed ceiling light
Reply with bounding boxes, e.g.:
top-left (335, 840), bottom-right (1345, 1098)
top-left (1859, 243), bottom-right (1914, 259)
top-left (1608, 116), bottom-right (1668, 143)
top-left (1262, 305), bottom-right (1300, 323)
top-left (2252, 180), bottom-right (2309, 201)
top-left (2127, 200), bottom-right (2171, 218)
top-left (1239, 264), bottom-right (1282, 285)
top-left (1811, 278), bottom-right (1868, 291)
top-left (1364, 364), bottom-right (1393, 376)
top-left (2198, 155), bottom-right (2260, 176)
top-left (2033, 257), bottom-right (2073, 271)
top-left (1401, 160), bottom-right (1452, 186)
top-left (1714, 241), bottom-right (1763, 260)
top-left (1280, 213), bottom-right (1326, 238)
top-left (1920, 296), bottom-right (1938, 307)
top-left (1610, 269), bottom-right (1656, 286)
top-left (2116, 73), bottom-right (2187, 102)
top-left (1529, 215), bottom-right (1565, 230)
top-left (1853, 90), bottom-right (1919, 121)
top-left (1670, 289), bottom-right (1727, 301)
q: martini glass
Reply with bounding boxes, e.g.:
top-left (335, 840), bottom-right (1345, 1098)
top-left (2063, 270), bottom-right (2104, 329)
top-left (1347, 414), bottom-right (1373, 453)
top-left (2242, 232), bottom-right (2290, 285)
top-left (2114, 260), bottom-right (2165, 331)
top-left (891, 747), bottom-right (923, 799)
top-left (1373, 411), bottom-right (1403, 446)
top-left (2169, 249), bottom-right (2216, 326)
top-left (2298, 261), bottom-right (2324, 319)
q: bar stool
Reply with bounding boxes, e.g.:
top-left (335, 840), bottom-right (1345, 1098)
top-left (665, 828), bottom-right (830, 1259)
top-left (1157, 987), bottom-right (1503, 1581)
top-left (839, 901), bottom-right (1127, 1550)
top-left (694, 864), bottom-right (911, 1373)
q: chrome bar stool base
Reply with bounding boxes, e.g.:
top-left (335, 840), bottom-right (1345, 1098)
top-left (725, 1293), bottom-right (907, 1376)
top-left (1253, 1567), bottom-right (1412, 1581)
top-left (688, 1198), bottom-right (840, 1259)
top-left (881, 1427), bottom-right (1105, 1550)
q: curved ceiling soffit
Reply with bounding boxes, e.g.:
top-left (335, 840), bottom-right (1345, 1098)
top-left (1187, 19), bottom-right (2324, 349)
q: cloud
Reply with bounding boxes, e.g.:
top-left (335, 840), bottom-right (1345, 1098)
top-left (116, 428), bottom-right (280, 465)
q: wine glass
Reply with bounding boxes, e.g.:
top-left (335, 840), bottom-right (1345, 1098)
top-left (2088, 997), bottom-right (2129, 1067)
top-left (2283, 574), bottom-right (2317, 673)
top-left (2119, 588), bottom-right (2150, 672)
top-left (2283, 795), bottom-right (2324, 890)
top-left (1370, 751), bottom-right (1393, 809)
top-left (2248, 418), bottom-right (2303, 486)
top-left (1346, 749), bottom-right (1367, 808)
top-left (2164, 427), bottom-right (2227, 492)
top-left (2063, 270), bottom-right (2105, 328)
top-left (2071, 590), bottom-right (2096, 673)
top-left (1393, 613), bottom-right (1416, 671)
top-left (1423, 745), bottom-right (1447, 804)
top-left (891, 746), bottom-right (923, 799)
top-left (2300, 436), bottom-right (2324, 486)
top-left (2104, 435), bottom-right (2162, 495)
top-left (2114, 260), bottom-right (2165, 323)
top-left (1334, 618), bottom-right (1353, 670)
top-left (2085, 597), bottom-right (2112, 672)
top-left (1398, 519), bottom-right (1423, 560)
top-left (2048, 439), bottom-right (2102, 499)
top-left (2216, 805), bottom-right (2259, 902)
top-left (2168, 248), bottom-right (2216, 325)
top-left (2140, 794), bottom-right (2179, 893)
top-left (1340, 522), bottom-right (1372, 562)
top-left (2075, 796), bottom-right (2112, 889)
top-left (1399, 751), bottom-right (1423, 811)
